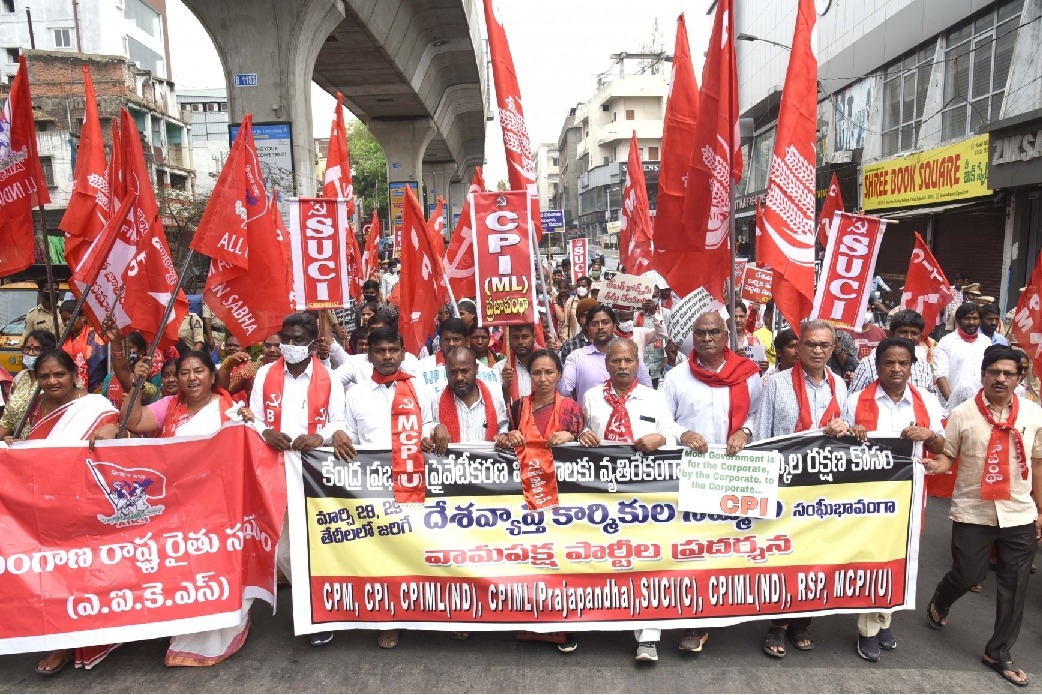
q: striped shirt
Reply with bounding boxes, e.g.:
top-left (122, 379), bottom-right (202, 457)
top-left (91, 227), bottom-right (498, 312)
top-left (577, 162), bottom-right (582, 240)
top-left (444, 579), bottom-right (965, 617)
top-left (438, 388), bottom-right (509, 442)
top-left (848, 345), bottom-right (936, 396)
top-left (755, 366), bottom-right (848, 441)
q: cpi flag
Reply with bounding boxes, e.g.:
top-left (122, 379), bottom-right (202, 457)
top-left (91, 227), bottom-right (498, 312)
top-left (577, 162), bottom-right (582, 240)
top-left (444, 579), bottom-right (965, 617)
top-left (472, 191), bottom-right (537, 326)
top-left (568, 237), bottom-right (589, 284)
top-left (810, 212), bottom-right (887, 330)
top-left (444, 168), bottom-right (485, 300)
top-left (0, 57), bottom-right (50, 277)
top-left (0, 426), bottom-right (284, 653)
top-left (1013, 251), bottom-right (1042, 359)
top-left (289, 198), bottom-right (352, 310)
top-left (900, 233), bottom-right (956, 334)
top-left (619, 131), bottom-right (654, 275)
top-left (398, 187), bottom-right (447, 355)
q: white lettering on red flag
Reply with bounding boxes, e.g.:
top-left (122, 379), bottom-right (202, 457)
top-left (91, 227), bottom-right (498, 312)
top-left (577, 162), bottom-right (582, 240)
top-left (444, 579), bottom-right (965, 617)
top-left (568, 237), bottom-right (589, 284)
top-left (810, 212), bottom-right (887, 330)
top-left (289, 198), bottom-right (352, 310)
top-left (900, 232), bottom-right (955, 333)
top-left (1014, 251), bottom-right (1042, 359)
top-left (472, 190), bottom-right (536, 326)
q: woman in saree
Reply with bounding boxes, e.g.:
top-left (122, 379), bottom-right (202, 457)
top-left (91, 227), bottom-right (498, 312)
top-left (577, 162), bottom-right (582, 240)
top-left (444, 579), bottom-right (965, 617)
top-left (9, 350), bottom-right (121, 675)
top-left (120, 350), bottom-right (251, 666)
top-left (0, 330), bottom-right (57, 439)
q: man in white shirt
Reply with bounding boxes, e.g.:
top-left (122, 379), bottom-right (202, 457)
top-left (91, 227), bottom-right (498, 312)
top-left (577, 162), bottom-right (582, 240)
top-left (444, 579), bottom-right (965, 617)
top-left (494, 322), bottom-right (537, 402)
top-left (332, 310), bottom-right (421, 392)
top-left (249, 313), bottom-right (350, 648)
top-left (426, 346), bottom-right (508, 453)
top-left (417, 317), bottom-right (500, 397)
top-left (576, 338), bottom-right (682, 663)
top-left (380, 260), bottom-right (400, 299)
top-left (933, 302), bottom-right (990, 401)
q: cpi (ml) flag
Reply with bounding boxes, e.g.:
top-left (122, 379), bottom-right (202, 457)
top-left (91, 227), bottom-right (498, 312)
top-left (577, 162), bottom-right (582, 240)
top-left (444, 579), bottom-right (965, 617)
top-left (398, 187), bottom-right (448, 354)
top-left (810, 212), bottom-right (886, 330)
top-left (444, 168), bottom-right (485, 300)
top-left (652, 14), bottom-right (700, 280)
top-left (900, 233), bottom-right (956, 334)
top-left (0, 57), bottom-right (51, 277)
top-left (755, 0), bottom-right (819, 333)
top-left (472, 191), bottom-right (537, 326)
top-left (619, 131), bottom-right (654, 275)
top-left (191, 115), bottom-right (291, 345)
top-left (672, 0), bottom-right (742, 300)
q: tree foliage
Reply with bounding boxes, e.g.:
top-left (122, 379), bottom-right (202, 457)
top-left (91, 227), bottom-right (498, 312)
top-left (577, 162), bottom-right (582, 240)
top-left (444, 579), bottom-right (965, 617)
top-left (346, 119), bottom-right (389, 224)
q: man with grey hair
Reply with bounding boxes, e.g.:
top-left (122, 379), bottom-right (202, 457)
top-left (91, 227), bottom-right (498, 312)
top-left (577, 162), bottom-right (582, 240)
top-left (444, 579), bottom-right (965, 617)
top-left (755, 318), bottom-right (852, 658)
top-left (577, 337), bottom-right (683, 663)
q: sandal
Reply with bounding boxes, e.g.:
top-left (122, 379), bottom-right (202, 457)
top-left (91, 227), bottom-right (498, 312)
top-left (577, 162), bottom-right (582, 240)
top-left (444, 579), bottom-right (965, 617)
top-left (969, 583), bottom-right (983, 593)
top-left (377, 629), bottom-right (401, 649)
top-left (35, 649), bottom-right (71, 677)
top-left (982, 656), bottom-right (1030, 687)
top-left (762, 625), bottom-right (786, 658)
top-left (926, 597), bottom-right (948, 630)
top-left (678, 628), bottom-right (709, 653)
top-left (786, 625), bottom-right (814, 651)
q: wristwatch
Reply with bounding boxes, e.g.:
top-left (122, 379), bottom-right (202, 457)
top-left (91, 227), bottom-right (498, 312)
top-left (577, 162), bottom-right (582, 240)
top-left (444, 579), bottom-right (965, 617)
top-left (739, 427), bottom-right (753, 438)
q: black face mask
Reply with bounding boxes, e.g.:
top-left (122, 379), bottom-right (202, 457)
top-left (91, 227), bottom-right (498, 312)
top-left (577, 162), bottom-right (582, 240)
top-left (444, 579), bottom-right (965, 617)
top-left (128, 353), bottom-right (140, 366)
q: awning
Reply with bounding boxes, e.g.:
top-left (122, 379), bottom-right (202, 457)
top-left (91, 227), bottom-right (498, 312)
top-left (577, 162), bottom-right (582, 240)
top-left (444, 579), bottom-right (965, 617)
top-left (868, 198), bottom-right (997, 219)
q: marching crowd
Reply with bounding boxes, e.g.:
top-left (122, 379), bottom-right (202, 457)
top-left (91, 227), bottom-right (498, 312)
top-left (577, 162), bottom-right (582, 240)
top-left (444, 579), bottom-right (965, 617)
top-left (2, 263), bottom-right (1040, 688)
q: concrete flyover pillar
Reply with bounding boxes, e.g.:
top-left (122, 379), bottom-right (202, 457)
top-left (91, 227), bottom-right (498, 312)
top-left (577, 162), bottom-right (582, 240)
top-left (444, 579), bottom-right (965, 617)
top-left (369, 118), bottom-right (436, 189)
top-left (422, 161), bottom-right (458, 231)
top-left (181, 0), bottom-right (345, 197)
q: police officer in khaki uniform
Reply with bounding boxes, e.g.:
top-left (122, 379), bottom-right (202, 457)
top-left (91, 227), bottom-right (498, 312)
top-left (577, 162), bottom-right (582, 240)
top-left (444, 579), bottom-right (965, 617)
top-left (22, 281), bottom-right (62, 338)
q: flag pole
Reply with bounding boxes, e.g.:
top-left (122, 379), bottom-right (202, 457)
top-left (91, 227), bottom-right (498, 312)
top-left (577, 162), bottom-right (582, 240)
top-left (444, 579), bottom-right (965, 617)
top-left (727, 181), bottom-right (738, 351)
top-left (11, 283), bottom-right (95, 439)
top-left (442, 274), bottom-right (461, 319)
top-left (115, 249), bottom-right (195, 439)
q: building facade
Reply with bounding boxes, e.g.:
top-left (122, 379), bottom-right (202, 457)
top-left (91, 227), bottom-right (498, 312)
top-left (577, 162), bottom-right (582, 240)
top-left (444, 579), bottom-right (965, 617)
top-left (177, 88), bottom-right (229, 195)
top-left (736, 0), bottom-right (1042, 310)
top-left (532, 142), bottom-right (559, 213)
top-left (554, 105), bottom-right (582, 229)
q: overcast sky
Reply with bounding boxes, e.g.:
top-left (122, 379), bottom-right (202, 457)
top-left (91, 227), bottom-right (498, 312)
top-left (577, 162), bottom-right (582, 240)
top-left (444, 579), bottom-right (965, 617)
top-left (167, 0), bottom-right (711, 184)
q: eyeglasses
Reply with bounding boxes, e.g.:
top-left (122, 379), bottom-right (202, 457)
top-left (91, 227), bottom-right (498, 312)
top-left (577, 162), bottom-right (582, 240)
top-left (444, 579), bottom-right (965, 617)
top-left (984, 368), bottom-right (1020, 379)
top-left (693, 329), bottom-right (724, 339)
top-left (801, 341), bottom-right (833, 352)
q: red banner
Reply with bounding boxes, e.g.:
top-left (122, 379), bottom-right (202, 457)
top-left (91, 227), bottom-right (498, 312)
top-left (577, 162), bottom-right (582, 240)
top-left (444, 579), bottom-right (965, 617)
top-left (444, 168), bottom-right (486, 301)
top-left (740, 265), bottom-right (774, 304)
top-left (900, 232), bottom-right (956, 333)
top-left (1013, 250), bottom-right (1042, 360)
top-left (568, 237), bottom-right (589, 284)
top-left (472, 191), bottom-right (536, 326)
top-left (0, 426), bottom-right (284, 653)
top-left (810, 212), bottom-right (887, 330)
top-left (289, 198), bottom-right (352, 310)
top-left (734, 258), bottom-right (748, 295)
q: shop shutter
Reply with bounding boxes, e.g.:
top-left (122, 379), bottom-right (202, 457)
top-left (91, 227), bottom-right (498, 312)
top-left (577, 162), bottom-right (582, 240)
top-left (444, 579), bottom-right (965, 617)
top-left (932, 211), bottom-right (1005, 299)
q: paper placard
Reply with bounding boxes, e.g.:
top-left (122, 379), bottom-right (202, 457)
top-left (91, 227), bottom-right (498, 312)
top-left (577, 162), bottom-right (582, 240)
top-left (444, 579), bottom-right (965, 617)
top-left (667, 288), bottom-right (728, 344)
top-left (599, 272), bottom-right (656, 308)
top-left (678, 448), bottom-right (782, 519)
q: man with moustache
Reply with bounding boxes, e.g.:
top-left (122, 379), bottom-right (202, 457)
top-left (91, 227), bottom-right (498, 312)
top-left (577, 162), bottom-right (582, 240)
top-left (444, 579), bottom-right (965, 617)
top-left (933, 303), bottom-right (990, 401)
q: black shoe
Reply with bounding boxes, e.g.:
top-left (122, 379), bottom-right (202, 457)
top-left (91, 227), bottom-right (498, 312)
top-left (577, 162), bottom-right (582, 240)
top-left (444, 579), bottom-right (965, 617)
top-left (309, 631), bottom-right (334, 646)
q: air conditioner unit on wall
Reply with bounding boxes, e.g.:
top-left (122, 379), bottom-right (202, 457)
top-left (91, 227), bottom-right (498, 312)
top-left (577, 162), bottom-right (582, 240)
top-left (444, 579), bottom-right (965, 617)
top-left (832, 150), bottom-right (853, 163)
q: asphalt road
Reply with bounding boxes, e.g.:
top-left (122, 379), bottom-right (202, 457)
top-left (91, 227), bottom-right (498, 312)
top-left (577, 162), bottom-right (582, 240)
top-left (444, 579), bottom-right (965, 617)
top-left (3, 497), bottom-right (1041, 693)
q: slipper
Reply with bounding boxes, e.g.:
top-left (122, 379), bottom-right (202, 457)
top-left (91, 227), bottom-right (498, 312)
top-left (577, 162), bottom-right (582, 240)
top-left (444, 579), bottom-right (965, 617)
top-left (787, 625), bottom-right (814, 651)
top-left (982, 656), bottom-right (1029, 687)
top-left (762, 625), bottom-right (786, 658)
top-left (969, 583), bottom-right (982, 593)
top-left (35, 650), bottom-right (70, 677)
top-left (377, 629), bottom-right (401, 649)
top-left (678, 629), bottom-right (709, 653)
top-left (926, 599), bottom-right (948, 630)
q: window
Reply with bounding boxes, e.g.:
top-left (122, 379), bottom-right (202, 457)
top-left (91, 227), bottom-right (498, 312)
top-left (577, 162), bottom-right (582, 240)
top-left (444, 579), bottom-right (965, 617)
top-left (551, 156), bottom-right (559, 167)
top-left (880, 44), bottom-right (934, 157)
top-left (625, 109), bottom-right (635, 120)
top-left (39, 157), bottom-right (54, 187)
top-left (4, 47), bottom-right (18, 63)
top-left (648, 146), bottom-right (659, 160)
top-left (2, 0), bottom-right (15, 13)
top-left (127, 36), bottom-right (165, 78)
top-left (124, 0), bottom-right (161, 38)
top-left (941, 0), bottom-right (1020, 142)
top-left (53, 28), bottom-right (72, 49)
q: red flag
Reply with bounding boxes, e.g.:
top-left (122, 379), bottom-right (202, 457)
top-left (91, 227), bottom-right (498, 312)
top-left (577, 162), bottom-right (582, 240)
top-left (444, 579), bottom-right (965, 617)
top-left (481, 0), bottom-right (542, 241)
top-left (270, 191), bottom-right (294, 309)
top-left (427, 196), bottom-right (449, 304)
top-left (361, 211), bottom-right (381, 283)
top-left (1014, 251), bottom-right (1042, 360)
top-left (444, 168), bottom-right (485, 300)
top-left (652, 14), bottom-right (700, 279)
top-left (106, 118), bottom-right (124, 215)
top-left (811, 212), bottom-right (887, 329)
top-left (619, 132), bottom-right (654, 275)
top-left (817, 172), bottom-right (844, 248)
top-left (900, 232), bottom-right (956, 334)
top-left (61, 65), bottom-right (108, 268)
top-left (755, 0), bottom-right (818, 332)
top-left (0, 57), bottom-right (51, 277)
top-left (120, 109), bottom-right (186, 345)
top-left (322, 92), bottom-right (355, 217)
top-left (670, 0), bottom-right (743, 299)
top-left (72, 194), bottom-right (134, 286)
top-left (191, 116), bottom-right (291, 346)
top-left (398, 187), bottom-right (446, 355)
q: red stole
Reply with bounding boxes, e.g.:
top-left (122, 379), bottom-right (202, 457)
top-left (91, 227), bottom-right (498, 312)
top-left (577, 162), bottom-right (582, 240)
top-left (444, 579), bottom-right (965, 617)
top-left (105, 377), bottom-right (124, 409)
top-left (515, 394), bottom-right (561, 510)
top-left (438, 380), bottom-right (498, 442)
top-left (687, 350), bottom-right (760, 437)
top-left (792, 363), bottom-right (841, 432)
top-left (373, 370), bottom-right (426, 504)
top-left (854, 381), bottom-right (930, 429)
top-left (975, 390), bottom-right (1029, 501)
top-left (261, 357), bottom-right (332, 435)
top-left (956, 327), bottom-right (978, 343)
top-left (160, 389), bottom-right (236, 438)
top-left (602, 380), bottom-right (637, 442)
top-left (63, 328), bottom-right (93, 388)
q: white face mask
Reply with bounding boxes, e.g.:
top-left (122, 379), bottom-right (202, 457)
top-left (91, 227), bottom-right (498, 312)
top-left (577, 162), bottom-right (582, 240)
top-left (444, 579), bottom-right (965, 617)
top-left (576, 287), bottom-right (589, 297)
top-left (280, 342), bottom-right (312, 365)
top-left (617, 321), bottom-right (634, 333)
top-left (21, 354), bottom-right (37, 370)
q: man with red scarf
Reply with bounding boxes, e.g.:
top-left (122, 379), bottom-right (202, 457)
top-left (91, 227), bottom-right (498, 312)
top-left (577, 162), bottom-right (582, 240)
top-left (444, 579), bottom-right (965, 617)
top-left (659, 309), bottom-right (761, 656)
top-left (426, 346), bottom-right (508, 453)
top-left (576, 337), bottom-right (681, 663)
top-left (494, 323), bottom-right (537, 400)
top-left (840, 336), bottom-right (945, 663)
top-left (933, 302), bottom-right (991, 401)
top-left (923, 345), bottom-right (1042, 687)
top-left (755, 318), bottom-right (851, 657)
